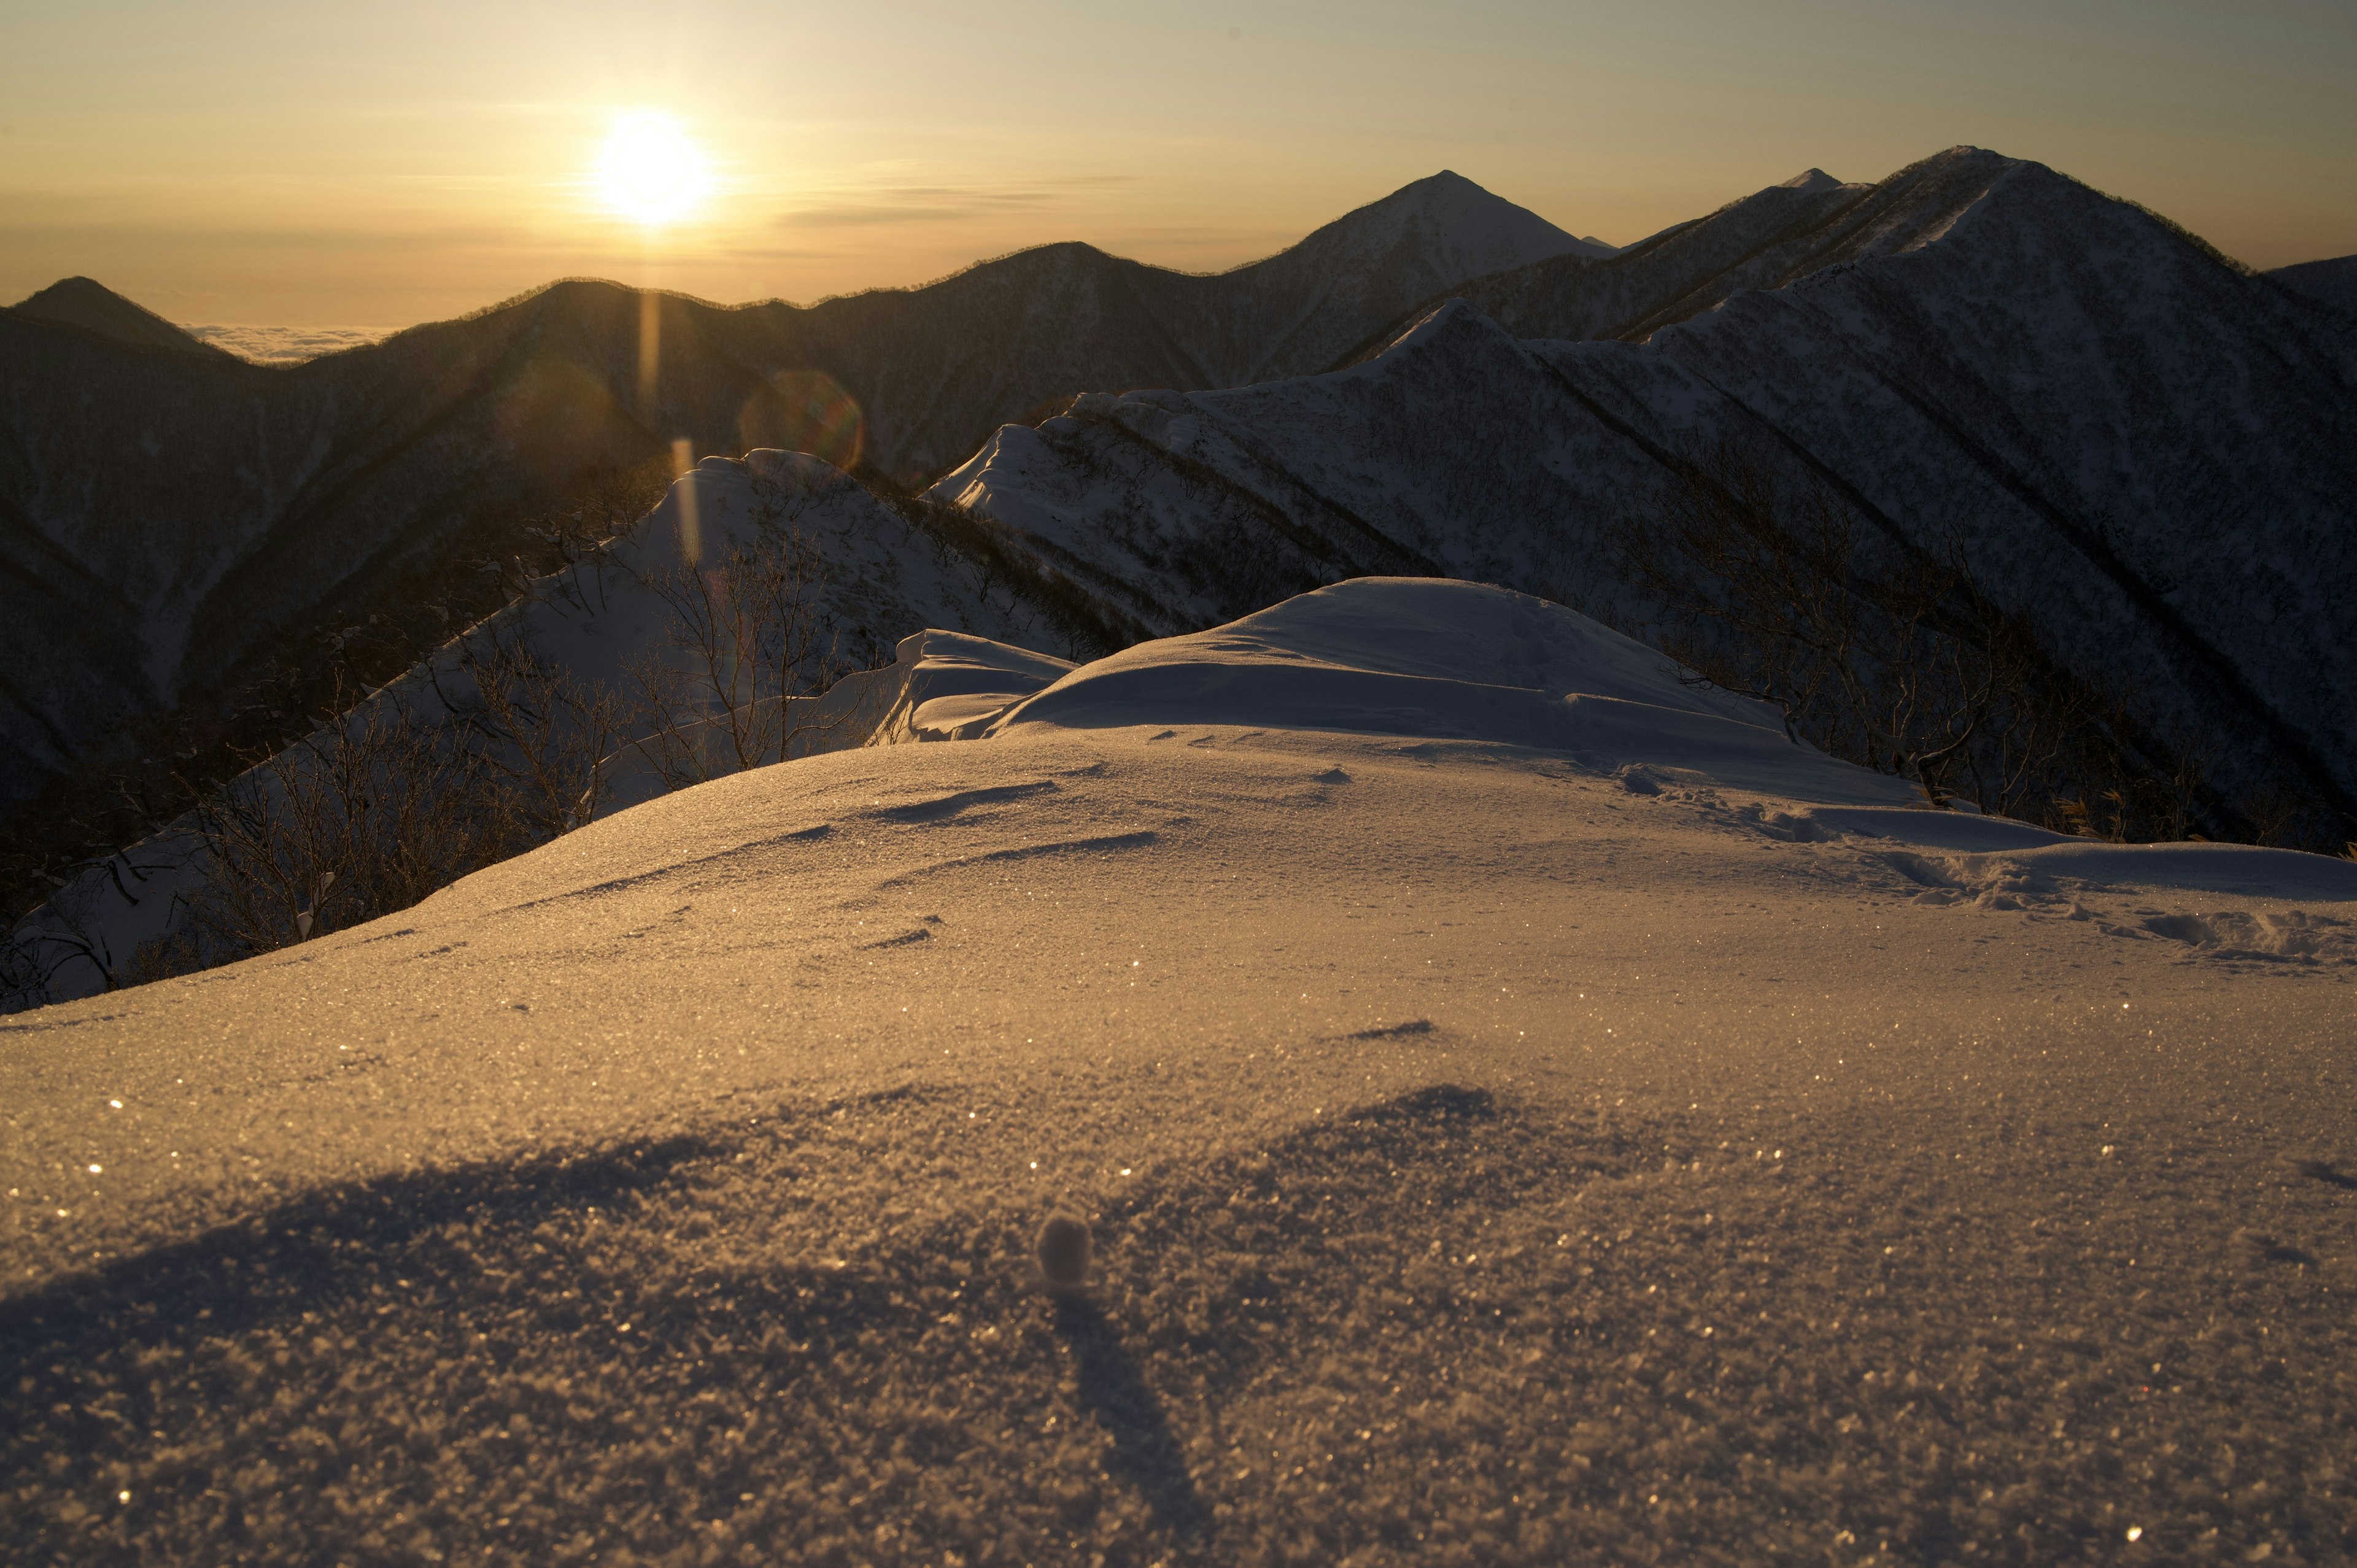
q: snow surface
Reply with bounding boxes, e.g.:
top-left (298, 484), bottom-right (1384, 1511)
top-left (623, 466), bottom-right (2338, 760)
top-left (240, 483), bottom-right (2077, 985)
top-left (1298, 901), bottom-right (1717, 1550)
top-left (991, 579), bottom-right (1914, 806)
top-left (6, 580), bottom-right (2354, 1563)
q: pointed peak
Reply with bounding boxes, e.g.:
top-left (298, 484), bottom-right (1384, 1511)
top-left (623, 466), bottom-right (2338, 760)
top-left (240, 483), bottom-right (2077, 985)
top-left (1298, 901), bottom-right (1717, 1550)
top-left (1373, 169), bottom-right (1495, 210)
top-left (1777, 168), bottom-right (1846, 194)
top-left (8, 276), bottom-right (227, 357)
top-left (1365, 296), bottom-right (1516, 361)
top-left (1299, 172), bottom-right (1612, 271)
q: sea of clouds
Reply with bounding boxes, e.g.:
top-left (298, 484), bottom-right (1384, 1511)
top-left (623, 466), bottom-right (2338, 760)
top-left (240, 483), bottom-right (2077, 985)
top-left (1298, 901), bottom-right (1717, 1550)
top-left (180, 323), bottom-right (397, 364)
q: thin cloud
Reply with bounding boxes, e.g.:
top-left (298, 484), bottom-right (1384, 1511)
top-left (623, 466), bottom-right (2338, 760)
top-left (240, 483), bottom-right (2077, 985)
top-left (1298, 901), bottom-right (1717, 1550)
top-left (778, 179), bottom-right (1140, 229)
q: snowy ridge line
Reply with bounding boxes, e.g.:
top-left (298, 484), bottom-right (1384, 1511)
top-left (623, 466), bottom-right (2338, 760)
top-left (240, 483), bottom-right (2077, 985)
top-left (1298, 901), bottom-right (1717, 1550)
top-left (2, 453), bottom-right (1092, 1010)
top-left (930, 147), bottom-right (2357, 836)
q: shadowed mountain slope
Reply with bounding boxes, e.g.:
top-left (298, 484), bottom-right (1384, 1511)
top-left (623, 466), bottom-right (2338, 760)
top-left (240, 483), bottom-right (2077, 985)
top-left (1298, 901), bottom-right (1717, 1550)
top-left (0, 174), bottom-right (1584, 816)
top-left (2269, 254), bottom-right (2357, 317)
top-left (931, 148), bottom-right (2357, 834)
top-left (4, 277), bottom-right (230, 359)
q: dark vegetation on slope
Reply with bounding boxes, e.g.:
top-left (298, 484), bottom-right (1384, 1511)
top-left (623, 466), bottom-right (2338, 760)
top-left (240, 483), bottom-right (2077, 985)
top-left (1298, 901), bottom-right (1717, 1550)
top-left (4, 1081), bottom-right (2350, 1565)
top-left (5, 465), bottom-right (1154, 1000)
top-left (0, 462), bottom-right (674, 961)
top-left (0, 175), bottom-right (1573, 840)
top-left (1611, 444), bottom-right (2342, 849)
top-left (2266, 255), bottom-right (2357, 318)
top-left (44, 442), bottom-right (2343, 1006)
top-left (2, 277), bottom-right (233, 359)
top-left (955, 149), bottom-right (2357, 852)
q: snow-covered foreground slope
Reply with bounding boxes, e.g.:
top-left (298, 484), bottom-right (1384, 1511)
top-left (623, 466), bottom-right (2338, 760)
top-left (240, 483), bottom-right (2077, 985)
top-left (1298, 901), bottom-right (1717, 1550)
top-left (6, 582), bottom-right (2353, 1564)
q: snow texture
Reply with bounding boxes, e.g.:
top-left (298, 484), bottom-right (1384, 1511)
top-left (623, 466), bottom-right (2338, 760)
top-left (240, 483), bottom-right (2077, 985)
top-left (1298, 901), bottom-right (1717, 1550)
top-left (5, 579), bottom-right (2354, 1564)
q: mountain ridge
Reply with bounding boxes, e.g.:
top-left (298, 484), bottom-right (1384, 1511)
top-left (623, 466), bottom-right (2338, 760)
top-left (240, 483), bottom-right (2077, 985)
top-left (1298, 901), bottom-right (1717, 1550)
top-left (8, 147), bottom-right (2355, 967)
top-left (4, 276), bottom-right (232, 360)
top-left (0, 169), bottom-right (1586, 821)
top-left (928, 147), bottom-right (2357, 834)
top-left (2268, 253), bottom-right (2357, 317)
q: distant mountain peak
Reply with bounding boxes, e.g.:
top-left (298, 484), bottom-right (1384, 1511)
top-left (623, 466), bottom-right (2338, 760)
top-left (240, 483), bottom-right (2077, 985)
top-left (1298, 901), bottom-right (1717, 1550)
top-left (1308, 171), bottom-right (1615, 272)
top-left (6, 276), bottom-right (229, 358)
top-left (1777, 168), bottom-right (1846, 193)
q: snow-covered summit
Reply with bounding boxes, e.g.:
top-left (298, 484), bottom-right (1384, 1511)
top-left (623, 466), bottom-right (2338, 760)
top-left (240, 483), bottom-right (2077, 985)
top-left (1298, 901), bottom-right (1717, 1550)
top-left (989, 578), bottom-right (1906, 801)
top-left (1776, 168), bottom-right (1846, 193)
top-left (1303, 169), bottom-right (1612, 277)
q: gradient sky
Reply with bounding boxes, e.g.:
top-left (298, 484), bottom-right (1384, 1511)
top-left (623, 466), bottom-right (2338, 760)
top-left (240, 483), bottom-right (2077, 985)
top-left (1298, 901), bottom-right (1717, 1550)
top-left (3, 0), bottom-right (2352, 328)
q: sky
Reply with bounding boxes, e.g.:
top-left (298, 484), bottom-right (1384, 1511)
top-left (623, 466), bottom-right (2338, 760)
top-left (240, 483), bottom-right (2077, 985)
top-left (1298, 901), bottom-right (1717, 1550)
top-left (2, 0), bottom-right (2353, 327)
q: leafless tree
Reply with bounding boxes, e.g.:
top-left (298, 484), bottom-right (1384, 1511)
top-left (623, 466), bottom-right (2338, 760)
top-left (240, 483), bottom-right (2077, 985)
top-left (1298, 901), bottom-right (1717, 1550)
top-left (178, 691), bottom-right (508, 960)
top-left (169, 629), bottom-right (624, 968)
top-left (441, 628), bottom-right (628, 833)
top-left (623, 480), bottom-right (856, 790)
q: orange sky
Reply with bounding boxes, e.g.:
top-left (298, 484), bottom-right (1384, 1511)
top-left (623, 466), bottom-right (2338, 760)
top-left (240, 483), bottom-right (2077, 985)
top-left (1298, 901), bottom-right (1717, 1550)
top-left (4, 0), bottom-right (2353, 326)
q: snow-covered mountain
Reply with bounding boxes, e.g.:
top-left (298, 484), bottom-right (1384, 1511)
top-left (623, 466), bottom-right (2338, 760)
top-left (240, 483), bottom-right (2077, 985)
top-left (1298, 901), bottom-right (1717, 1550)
top-left (931, 147), bottom-right (2357, 835)
top-left (0, 174), bottom-right (1586, 819)
top-left (2, 449), bottom-right (1126, 1002)
top-left (12, 144), bottom-right (2357, 995)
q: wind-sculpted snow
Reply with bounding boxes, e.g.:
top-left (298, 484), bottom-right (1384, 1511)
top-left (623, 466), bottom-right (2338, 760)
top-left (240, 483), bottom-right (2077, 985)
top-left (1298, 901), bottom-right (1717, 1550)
top-left (866, 630), bottom-right (1075, 744)
top-left (932, 147), bottom-right (2357, 828)
top-left (992, 579), bottom-right (1914, 807)
top-left (5, 584), bottom-right (2354, 1562)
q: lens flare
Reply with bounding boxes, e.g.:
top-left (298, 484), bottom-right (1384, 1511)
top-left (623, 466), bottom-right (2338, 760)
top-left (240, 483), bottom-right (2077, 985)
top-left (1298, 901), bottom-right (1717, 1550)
top-left (598, 114), bottom-right (708, 225)
top-left (738, 371), bottom-right (867, 472)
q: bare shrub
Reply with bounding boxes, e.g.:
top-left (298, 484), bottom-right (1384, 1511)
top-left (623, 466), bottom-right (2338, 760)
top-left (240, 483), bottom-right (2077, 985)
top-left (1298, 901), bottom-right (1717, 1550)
top-left (440, 628), bottom-right (628, 835)
top-left (176, 632), bottom-right (622, 966)
top-left (622, 483), bottom-right (857, 790)
top-left (181, 693), bottom-right (513, 960)
top-left (0, 458), bottom-right (674, 964)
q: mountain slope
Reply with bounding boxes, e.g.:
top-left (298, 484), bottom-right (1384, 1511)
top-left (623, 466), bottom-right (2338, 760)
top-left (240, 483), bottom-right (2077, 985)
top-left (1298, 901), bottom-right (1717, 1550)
top-left (4, 277), bottom-right (230, 358)
top-left (929, 148), bottom-right (2357, 835)
top-left (2269, 254), bottom-right (2357, 317)
top-left (1, 448), bottom-right (1131, 1004)
top-left (0, 174), bottom-right (1585, 821)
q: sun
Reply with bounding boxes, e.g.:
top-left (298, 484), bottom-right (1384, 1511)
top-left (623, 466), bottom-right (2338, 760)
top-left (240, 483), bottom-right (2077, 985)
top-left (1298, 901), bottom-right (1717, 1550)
top-left (598, 114), bottom-right (708, 225)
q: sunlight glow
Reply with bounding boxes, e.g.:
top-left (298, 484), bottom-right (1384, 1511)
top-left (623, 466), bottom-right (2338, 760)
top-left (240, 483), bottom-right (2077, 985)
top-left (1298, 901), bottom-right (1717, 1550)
top-left (598, 114), bottom-right (708, 225)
